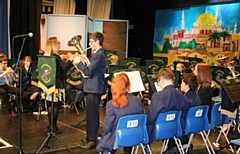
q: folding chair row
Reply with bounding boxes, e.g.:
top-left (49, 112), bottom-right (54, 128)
top-left (155, 106), bottom-right (215, 154)
top-left (99, 105), bottom-right (221, 154)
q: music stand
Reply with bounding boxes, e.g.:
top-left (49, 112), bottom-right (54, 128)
top-left (36, 56), bottom-right (72, 154)
top-left (221, 78), bottom-right (240, 153)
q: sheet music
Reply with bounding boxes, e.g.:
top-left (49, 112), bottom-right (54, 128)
top-left (114, 71), bottom-right (145, 93)
top-left (104, 74), bottom-right (110, 78)
top-left (154, 82), bottom-right (162, 91)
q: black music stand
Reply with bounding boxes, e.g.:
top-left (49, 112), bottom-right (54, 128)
top-left (221, 79), bottom-right (240, 153)
top-left (36, 56), bottom-right (72, 154)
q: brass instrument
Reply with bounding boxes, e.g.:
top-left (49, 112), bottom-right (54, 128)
top-left (227, 61), bottom-right (240, 78)
top-left (68, 35), bottom-right (91, 78)
top-left (68, 35), bottom-right (91, 66)
top-left (0, 67), bottom-right (18, 87)
top-left (0, 67), bottom-right (16, 78)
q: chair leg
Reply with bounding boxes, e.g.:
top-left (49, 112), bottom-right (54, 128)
top-left (185, 134), bottom-right (194, 154)
top-left (37, 101), bottom-right (41, 121)
top-left (200, 131), bottom-right (213, 154)
top-left (160, 139), bottom-right (168, 154)
top-left (131, 146), bottom-right (135, 154)
top-left (174, 137), bottom-right (184, 154)
top-left (219, 126), bottom-right (234, 153)
top-left (134, 145), bottom-right (139, 154)
top-left (203, 131), bottom-right (216, 154)
top-left (74, 102), bottom-right (79, 116)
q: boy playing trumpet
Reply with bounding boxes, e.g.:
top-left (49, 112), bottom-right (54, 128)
top-left (0, 53), bottom-right (19, 117)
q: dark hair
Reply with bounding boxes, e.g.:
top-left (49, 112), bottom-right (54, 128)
top-left (89, 32), bottom-right (104, 46)
top-left (182, 73), bottom-right (198, 91)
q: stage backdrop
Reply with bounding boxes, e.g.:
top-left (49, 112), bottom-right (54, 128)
top-left (40, 14), bottom-right (128, 64)
top-left (153, 3), bottom-right (240, 66)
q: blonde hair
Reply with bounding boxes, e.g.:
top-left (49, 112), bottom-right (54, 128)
top-left (44, 37), bottom-right (59, 56)
top-left (109, 55), bottom-right (118, 64)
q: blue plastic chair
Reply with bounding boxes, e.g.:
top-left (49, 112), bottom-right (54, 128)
top-left (109, 114), bottom-right (152, 154)
top-left (207, 103), bottom-right (233, 152)
top-left (154, 110), bottom-right (184, 154)
top-left (184, 105), bottom-right (215, 154)
top-left (230, 138), bottom-right (240, 153)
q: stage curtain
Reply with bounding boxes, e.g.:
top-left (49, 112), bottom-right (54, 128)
top-left (9, 0), bottom-right (42, 61)
top-left (53, 0), bottom-right (76, 14)
top-left (0, 0), bottom-right (8, 56)
top-left (87, 0), bottom-right (111, 19)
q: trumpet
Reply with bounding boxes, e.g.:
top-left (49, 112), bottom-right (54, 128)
top-left (68, 35), bottom-right (91, 78)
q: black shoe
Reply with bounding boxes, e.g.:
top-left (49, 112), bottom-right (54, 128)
top-left (80, 141), bottom-right (96, 149)
top-left (47, 126), bottom-right (62, 134)
top-left (52, 127), bottom-right (62, 134)
top-left (163, 145), bottom-right (179, 154)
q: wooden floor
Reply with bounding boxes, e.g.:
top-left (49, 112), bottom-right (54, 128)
top-left (0, 100), bottom-right (235, 154)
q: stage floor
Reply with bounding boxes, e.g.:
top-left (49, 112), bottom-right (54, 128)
top-left (0, 102), bottom-right (233, 154)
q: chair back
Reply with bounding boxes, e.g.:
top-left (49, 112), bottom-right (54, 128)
top-left (184, 105), bottom-right (209, 134)
top-left (124, 57), bottom-right (141, 68)
top-left (209, 102), bottom-right (229, 129)
top-left (114, 114), bottom-right (148, 149)
top-left (146, 60), bottom-right (165, 74)
top-left (155, 110), bottom-right (182, 140)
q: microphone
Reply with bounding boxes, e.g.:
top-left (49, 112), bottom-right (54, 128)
top-left (13, 32), bottom-right (33, 38)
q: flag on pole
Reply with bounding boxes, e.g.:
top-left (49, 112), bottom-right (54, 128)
top-left (37, 55), bottom-right (56, 94)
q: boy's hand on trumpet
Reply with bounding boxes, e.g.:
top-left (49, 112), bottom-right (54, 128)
top-left (72, 53), bottom-right (81, 66)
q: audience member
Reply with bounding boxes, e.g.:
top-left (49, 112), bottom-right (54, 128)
top-left (96, 73), bottom-right (144, 153)
top-left (193, 62), bottom-right (213, 121)
top-left (146, 68), bottom-right (190, 153)
top-left (180, 73), bottom-right (201, 150)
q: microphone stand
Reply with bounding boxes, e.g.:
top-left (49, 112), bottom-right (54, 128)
top-left (15, 37), bottom-right (27, 154)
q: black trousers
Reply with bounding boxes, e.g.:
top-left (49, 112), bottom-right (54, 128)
top-left (86, 93), bottom-right (101, 141)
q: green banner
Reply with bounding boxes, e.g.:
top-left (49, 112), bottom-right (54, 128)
top-left (31, 61), bottom-right (38, 87)
top-left (66, 66), bottom-right (82, 86)
top-left (38, 56), bottom-right (56, 94)
top-left (124, 58), bottom-right (141, 69)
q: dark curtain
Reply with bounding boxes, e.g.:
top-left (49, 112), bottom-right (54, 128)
top-left (10, 0), bottom-right (42, 61)
top-left (75, 0), bottom-right (87, 15)
top-left (0, 0), bottom-right (8, 56)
